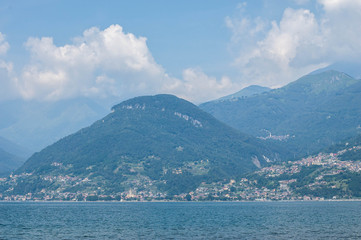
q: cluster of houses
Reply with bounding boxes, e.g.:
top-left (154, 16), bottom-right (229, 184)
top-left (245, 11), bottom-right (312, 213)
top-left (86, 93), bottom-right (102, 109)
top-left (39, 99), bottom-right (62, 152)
top-left (1, 145), bottom-right (360, 201)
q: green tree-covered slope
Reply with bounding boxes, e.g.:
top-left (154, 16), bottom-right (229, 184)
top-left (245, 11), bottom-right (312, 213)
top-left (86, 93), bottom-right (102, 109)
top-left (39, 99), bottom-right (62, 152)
top-left (10, 94), bottom-right (288, 197)
top-left (200, 70), bottom-right (361, 158)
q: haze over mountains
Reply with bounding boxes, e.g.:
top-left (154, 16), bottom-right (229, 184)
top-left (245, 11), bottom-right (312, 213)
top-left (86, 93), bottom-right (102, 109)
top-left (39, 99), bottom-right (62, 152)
top-left (200, 70), bottom-right (361, 158)
top-left (0, 69), bottom-right (360, 199)
top-left (0, 98), bottom-right (108, 175)
top-left (216, 85), bottom-right (271, 102)
top-left (0, 98), bottom-right (108, 152)
top-left (0, 148), bottom-right (23, 177)
top-left (11, 94), bottom-right (286, 197)
top-left (0, 136), bottom-right (31, 176)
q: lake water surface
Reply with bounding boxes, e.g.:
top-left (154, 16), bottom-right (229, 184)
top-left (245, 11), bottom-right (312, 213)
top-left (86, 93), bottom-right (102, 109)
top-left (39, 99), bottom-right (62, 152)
top-left (1, 201), bottom-right (361, 239)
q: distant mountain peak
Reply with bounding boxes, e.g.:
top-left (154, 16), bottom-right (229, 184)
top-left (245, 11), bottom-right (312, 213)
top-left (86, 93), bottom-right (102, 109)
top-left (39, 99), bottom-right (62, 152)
top-left (113, 94), bottom-right (191, 111)
top-left (284, 69), bottom-right (359, 94)
top-left (206, 85), bottom-right (271, 104)
top-left (12, 94), bottom-right (285, 197)
top-left (112, 94), bottom-right (207, 129)
top-left (309, 61), bottom-right (361, 79)
top-left (308, 69), bottom-right (354, 80)
top-left (200, 70), bottom-right (361, 158)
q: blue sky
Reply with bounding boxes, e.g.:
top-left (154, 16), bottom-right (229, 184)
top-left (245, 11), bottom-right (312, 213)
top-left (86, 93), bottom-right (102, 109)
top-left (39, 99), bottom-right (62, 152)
top-left (1, 0), bottom-right (361, 104)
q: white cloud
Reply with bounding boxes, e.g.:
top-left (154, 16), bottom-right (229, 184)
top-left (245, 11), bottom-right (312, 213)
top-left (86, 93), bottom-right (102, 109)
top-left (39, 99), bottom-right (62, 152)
top-left (0, 33), bottom-right (19, 101)
top-left (227, 1), bottom-right (361, 87)
top-left (19, 24), bottom-right (167, 101)
top-left (0, 25), bottom-right (233, 103)
top-left (0, 60), bottom-right (17, 100)
top-left (318, 0), bottom-right (361, 62)
top-left (258, 9), bottom-right (324, 67)
top-left (0, 33), bottom-right (10, 56)
top-left (165, 68), bottom-right (236, 103)
top-left (318, 0), bottom-right (361, 11)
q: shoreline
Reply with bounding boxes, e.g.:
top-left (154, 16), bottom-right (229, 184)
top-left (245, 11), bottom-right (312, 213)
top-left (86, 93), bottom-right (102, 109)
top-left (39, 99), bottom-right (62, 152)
top-left (1, 199), bottom-right (361, 203)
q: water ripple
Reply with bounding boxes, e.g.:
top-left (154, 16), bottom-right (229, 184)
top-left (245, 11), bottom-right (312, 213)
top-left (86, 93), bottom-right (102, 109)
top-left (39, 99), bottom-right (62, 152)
top-left (0, 201), bottom-right (360, 239)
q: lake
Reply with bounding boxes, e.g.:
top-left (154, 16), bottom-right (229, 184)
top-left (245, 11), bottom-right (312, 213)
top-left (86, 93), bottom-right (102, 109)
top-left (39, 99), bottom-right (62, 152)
top-left (1, 201), bottom-right (361, 239)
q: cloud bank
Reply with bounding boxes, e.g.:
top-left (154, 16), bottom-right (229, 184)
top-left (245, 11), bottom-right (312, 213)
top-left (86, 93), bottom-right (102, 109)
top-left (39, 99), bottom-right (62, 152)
top-left (0, 25), bottom-right (234, 104)
top-left (2, 1), bottom-right (361, 104)
top-left (227, 0), bottom-right (361, 88)
top-left (0, 33), bottom-right (10, 55)
top-left (20, 25), bottom-right (165, 101)
top-left (0, 33), bottom-right (19, 101)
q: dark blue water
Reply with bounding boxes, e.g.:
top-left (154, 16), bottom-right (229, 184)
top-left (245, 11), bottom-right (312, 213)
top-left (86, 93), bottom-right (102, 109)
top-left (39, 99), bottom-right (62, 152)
top-left (0, 201), bottom-right (361, 239)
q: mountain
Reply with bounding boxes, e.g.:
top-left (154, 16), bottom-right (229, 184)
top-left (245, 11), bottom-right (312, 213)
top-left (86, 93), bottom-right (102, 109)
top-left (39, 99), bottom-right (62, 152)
top-left (324, 134), bottom-right (361, 162)
top-left (310, 61), bottom-right (361, 79)
top-left (0, 148), bottom-right (23, 176)
top-left (0, 137), bottom-right (30, 176)
top-left (0, 98), bottom-right (108, 152)
top-left (0, 136), bottom-right (31, 159)
top-left (3, 94), bottom-right (287, 199)
top-left (216, 85), bottom-right (271, 102)
top-left (200, 70), bottom-right (361, 158)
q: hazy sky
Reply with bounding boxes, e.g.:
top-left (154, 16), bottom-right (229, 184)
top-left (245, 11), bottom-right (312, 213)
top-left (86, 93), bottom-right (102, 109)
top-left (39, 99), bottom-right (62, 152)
top-left (1, 0), bottom-right (361, 104)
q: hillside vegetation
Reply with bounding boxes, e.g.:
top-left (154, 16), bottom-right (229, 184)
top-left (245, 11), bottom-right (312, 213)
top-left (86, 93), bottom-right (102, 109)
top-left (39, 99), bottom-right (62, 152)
top-left (6, 94), bottom-right (287, 198)
top-left (200, 70), bottom-right (361, 158)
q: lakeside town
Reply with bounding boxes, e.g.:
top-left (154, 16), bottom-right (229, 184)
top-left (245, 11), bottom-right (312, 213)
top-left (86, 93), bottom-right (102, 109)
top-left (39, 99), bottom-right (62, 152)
top-left (1, 145), bottom-right (360, 202)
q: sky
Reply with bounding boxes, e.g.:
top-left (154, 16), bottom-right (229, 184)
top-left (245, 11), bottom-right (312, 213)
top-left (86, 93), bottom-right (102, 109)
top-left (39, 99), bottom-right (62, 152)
top-left (1, 0), bottom-right (361, 105)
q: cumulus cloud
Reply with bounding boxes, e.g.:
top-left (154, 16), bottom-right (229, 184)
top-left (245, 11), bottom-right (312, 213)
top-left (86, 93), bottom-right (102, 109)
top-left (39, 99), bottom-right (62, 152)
top-left (0, 25), bottom-right (233, 103)
top-left (164, 68), bottom-right (236, 103)
top-left (0, 33), bottom-right (19, 101)
top-left (227, 1), bottom-right (361, 87)
top-left (318, 0), bottom-right (361, 11)
top-left (318, 0), bottom-right (361, 62)
top-left (19, 25), bottom-right (166, 101)
top-left (0, 33), bottom-right (10, 56)
top-left (0, 60), bottom-right (17, 101)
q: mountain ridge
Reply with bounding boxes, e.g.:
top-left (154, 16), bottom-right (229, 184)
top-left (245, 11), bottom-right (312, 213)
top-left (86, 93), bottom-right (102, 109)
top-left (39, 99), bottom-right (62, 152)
top-left (8, 94), bottom-right (287, 199)
top-left (216, 85), bottom-right (271, 102)
top-left (200, 70), bottom-right (361, 157)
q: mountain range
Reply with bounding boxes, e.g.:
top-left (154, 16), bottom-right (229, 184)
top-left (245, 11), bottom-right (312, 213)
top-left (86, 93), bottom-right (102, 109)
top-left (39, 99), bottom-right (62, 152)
top-left (200, 70), bottom-right (361, 158)
top-left (0, 69), bottom-right (360, 200)
top-left (8, 94), bottom-right (287, 198)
